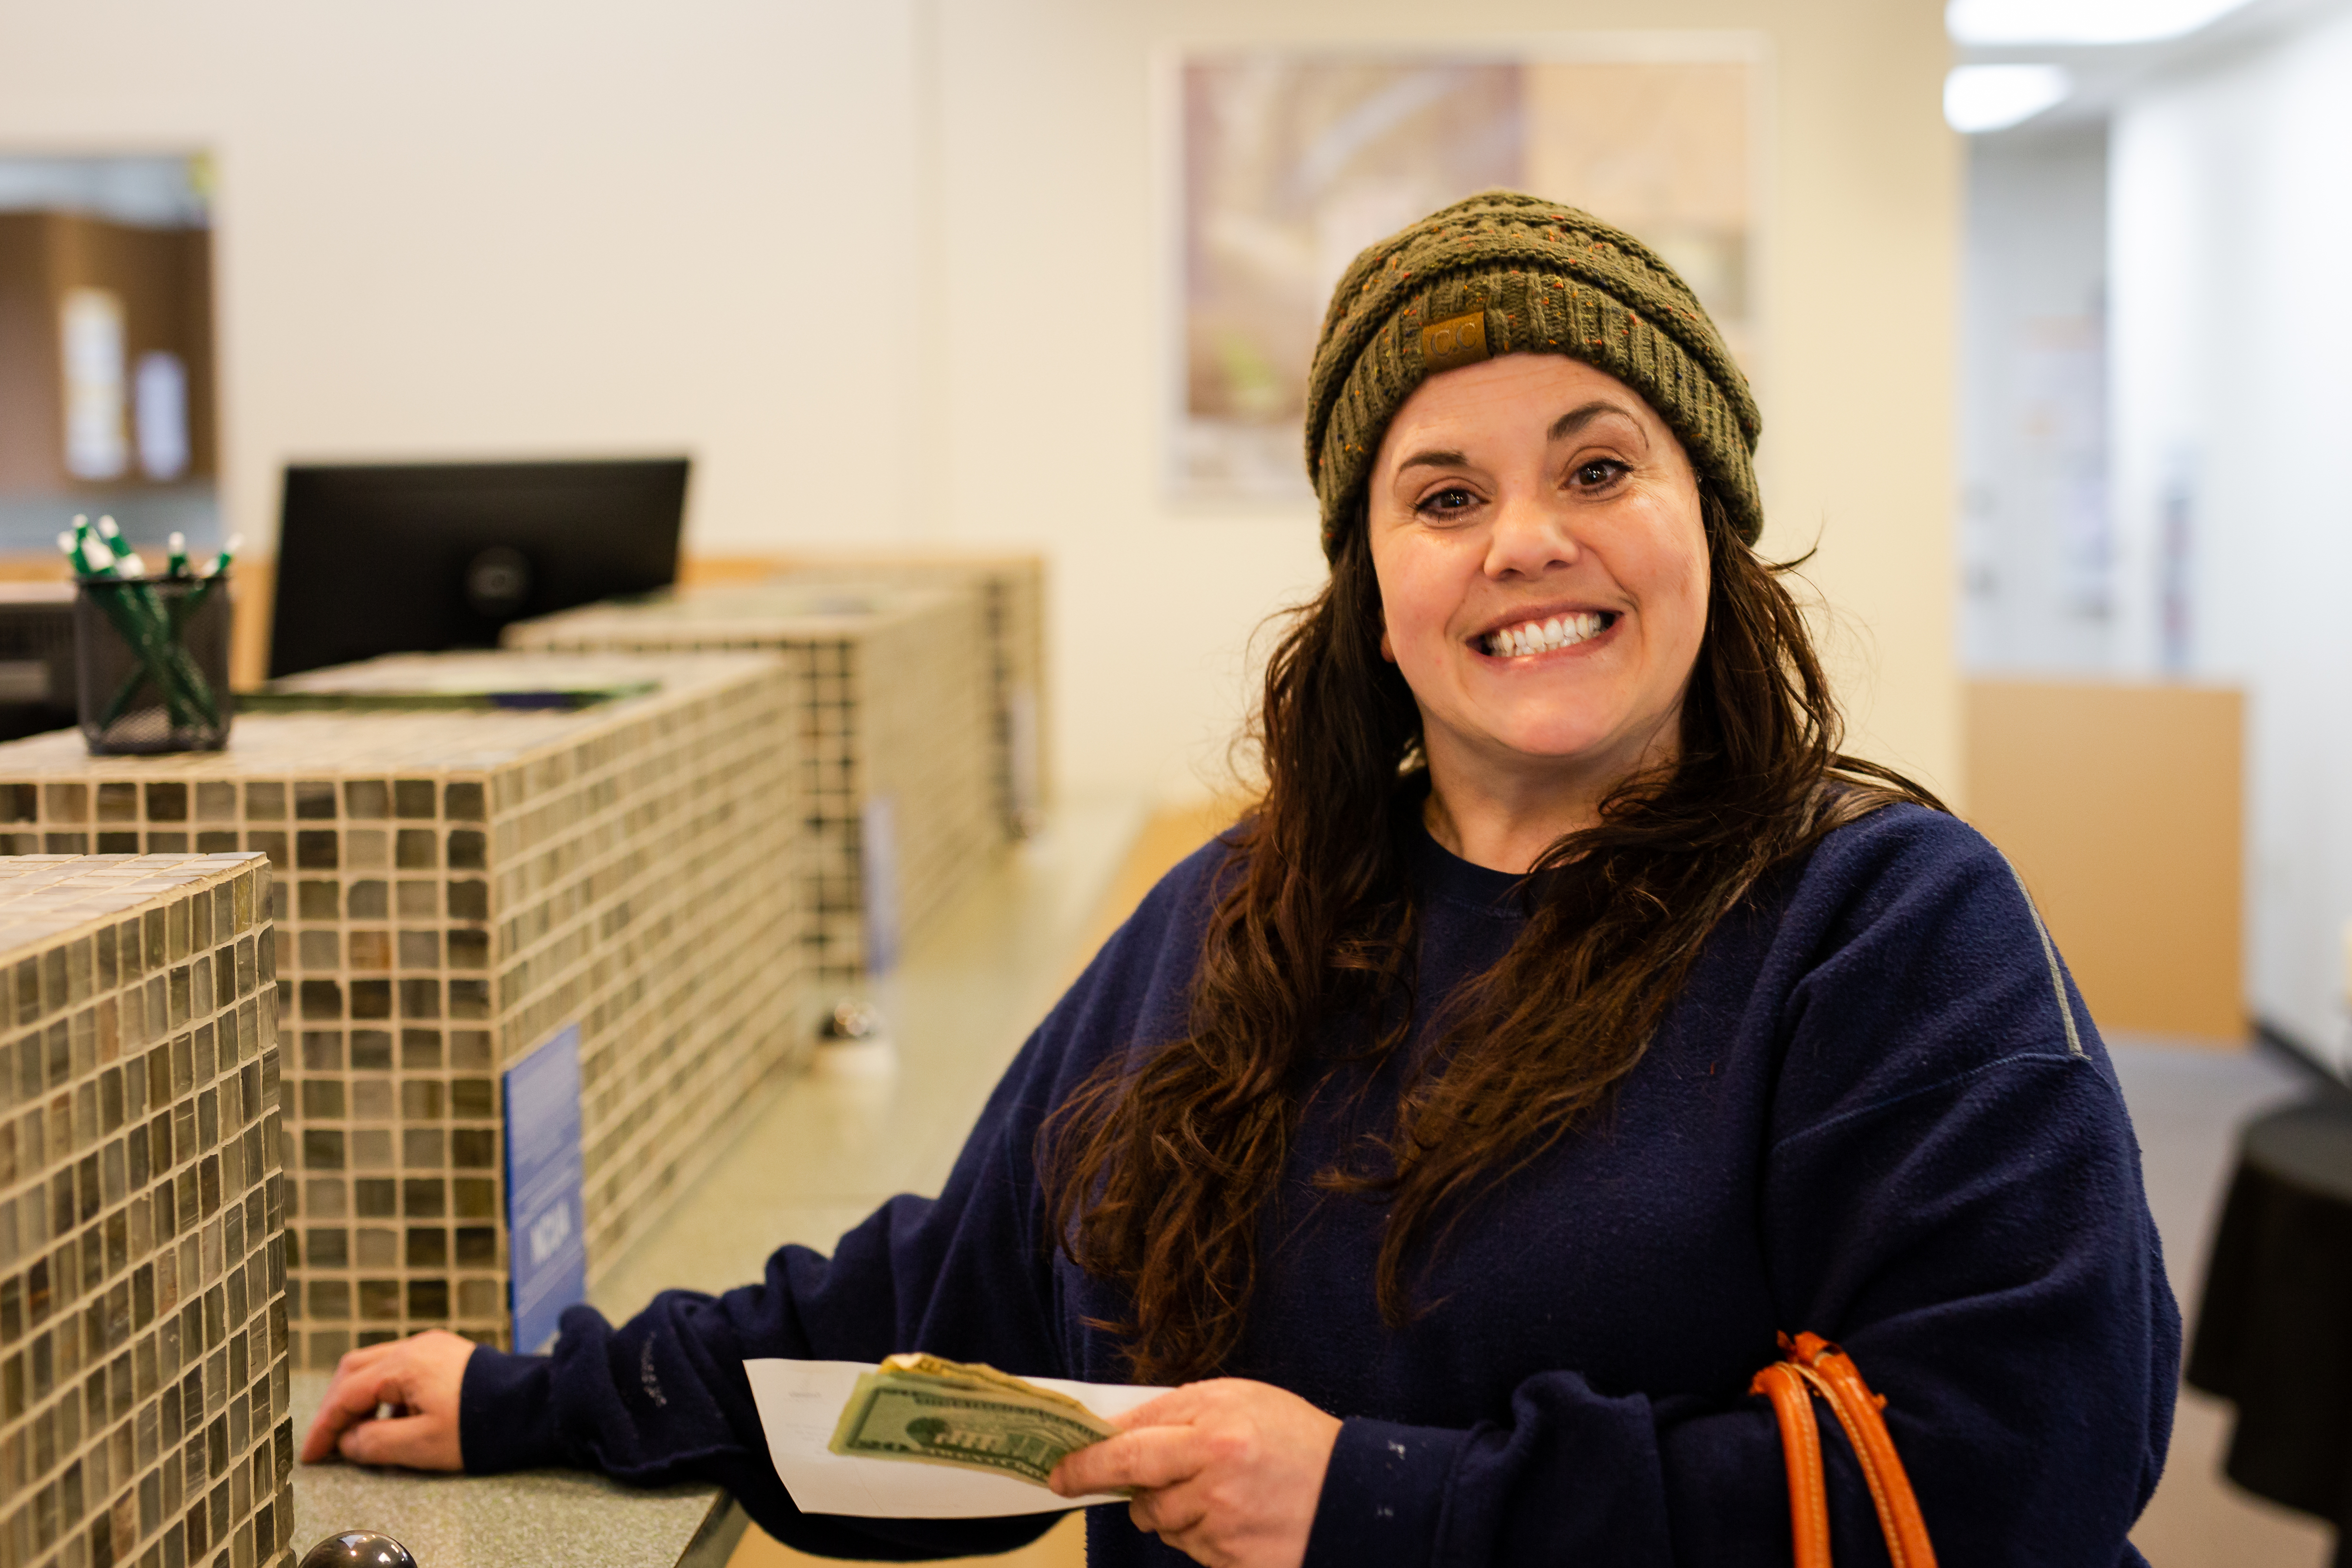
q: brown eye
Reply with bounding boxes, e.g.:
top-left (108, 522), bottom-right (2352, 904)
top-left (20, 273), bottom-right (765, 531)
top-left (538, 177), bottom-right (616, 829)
top-left (1571, 460), bottom-right (1628, 490)
top-left (1418, 486), bottom-right (1478, 518)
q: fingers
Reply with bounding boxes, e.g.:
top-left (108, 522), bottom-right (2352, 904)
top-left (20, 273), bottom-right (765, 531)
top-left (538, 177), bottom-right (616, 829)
top-left (298, 1331), bottom-right (473, 1470)
top-left (336, 1412), bottom-right (450, 1470)
top-left (1066, 1379), bottom-right (1340, 1568)
top-left (1052, 1423), bottom-right (1204, 1497)
top-left (300, 1352), bottom-right (407, 1462)
top-left (1128, 1486), bottom-right (1211, 1544)
top-left (1107, 1380), bottom-right (1221, 1433)
top-left (1052, 1378), bottom-right (1248, 1494)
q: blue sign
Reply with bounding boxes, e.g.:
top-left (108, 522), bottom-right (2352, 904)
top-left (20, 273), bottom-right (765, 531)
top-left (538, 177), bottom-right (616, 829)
top-left (505, 1022), bottom-right (587, 1354)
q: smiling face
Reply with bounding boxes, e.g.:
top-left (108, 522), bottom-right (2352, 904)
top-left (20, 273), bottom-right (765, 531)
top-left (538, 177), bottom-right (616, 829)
top-left (1367, 352), bottom-right (1712, 831)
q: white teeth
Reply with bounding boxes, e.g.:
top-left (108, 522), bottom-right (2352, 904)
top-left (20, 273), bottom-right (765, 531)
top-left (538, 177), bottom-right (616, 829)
top-left (1486, 612), bottom-right (1608, 657)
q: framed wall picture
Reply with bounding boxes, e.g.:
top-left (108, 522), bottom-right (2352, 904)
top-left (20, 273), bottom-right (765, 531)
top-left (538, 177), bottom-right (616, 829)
top-left (1168, 39), bottom-right (1764, 502)
top-left (0, 153), bottom-right (220, 551)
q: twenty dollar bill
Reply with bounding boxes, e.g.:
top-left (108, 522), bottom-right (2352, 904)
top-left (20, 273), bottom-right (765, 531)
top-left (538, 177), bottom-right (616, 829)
top-left (826, 1353), bottom-right (1119, 1489)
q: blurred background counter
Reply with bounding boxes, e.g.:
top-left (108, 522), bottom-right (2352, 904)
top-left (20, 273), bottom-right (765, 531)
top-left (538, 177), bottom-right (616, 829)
top-left (505, 584), bottom-right (1000, 988)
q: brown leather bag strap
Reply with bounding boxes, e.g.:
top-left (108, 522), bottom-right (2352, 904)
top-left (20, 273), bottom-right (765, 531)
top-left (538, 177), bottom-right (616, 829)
top-left (1748, 1361), bottom-right (1833, 1568)
top-left (1786, 1333), bottom-right (1939, 1568)
top-left (1753, 1332), bottom-right (1940, 1568)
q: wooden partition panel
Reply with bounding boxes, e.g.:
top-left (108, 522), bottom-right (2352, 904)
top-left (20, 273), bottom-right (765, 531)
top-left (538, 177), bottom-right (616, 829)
top-left (1964, 680), bottom-right (2244, 1043)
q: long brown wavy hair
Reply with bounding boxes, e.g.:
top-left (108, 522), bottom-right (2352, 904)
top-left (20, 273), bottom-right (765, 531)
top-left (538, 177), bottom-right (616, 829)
top-left (1041, 483), bottom-right (1942, 1386)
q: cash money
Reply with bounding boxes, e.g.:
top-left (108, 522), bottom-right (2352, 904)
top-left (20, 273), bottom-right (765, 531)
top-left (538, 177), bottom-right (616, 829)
top-left (826, 1353), bottom-right (1119, 1489)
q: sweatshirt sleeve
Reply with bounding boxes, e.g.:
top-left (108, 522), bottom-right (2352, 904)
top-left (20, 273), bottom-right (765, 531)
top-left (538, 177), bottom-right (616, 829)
top-left (1301, 814), bottom-right (2180, 1567)
top-left (456, 846), bottom-right (1222, 1560)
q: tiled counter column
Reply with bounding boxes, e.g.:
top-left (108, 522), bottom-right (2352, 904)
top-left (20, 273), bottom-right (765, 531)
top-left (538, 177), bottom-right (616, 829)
top-left (0, 853), bottom-right (289, 1568)
top-left (507, 588), bottom-right (995, 989)
top-left (0, 653), bottom-right (804, 1368)
top-left (766, 555), bottom-right (1050, 839)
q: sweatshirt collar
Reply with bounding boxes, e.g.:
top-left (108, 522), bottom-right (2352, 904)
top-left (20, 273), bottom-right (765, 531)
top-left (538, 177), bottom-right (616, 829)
top-left (1411, 817), bottom-right (1530, 916)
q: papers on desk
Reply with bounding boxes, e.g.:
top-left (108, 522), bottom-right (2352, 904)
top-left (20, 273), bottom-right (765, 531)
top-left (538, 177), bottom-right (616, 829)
top-left (744, 1359), bottom-right (1163, 1518)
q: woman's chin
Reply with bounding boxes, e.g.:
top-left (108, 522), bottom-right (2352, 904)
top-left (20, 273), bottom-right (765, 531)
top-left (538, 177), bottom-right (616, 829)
top-left (1460, 719), bottom-right (1648, 774)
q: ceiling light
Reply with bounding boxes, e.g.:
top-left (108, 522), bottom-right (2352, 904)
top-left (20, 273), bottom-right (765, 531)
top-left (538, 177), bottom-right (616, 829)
top-left (1946, 0), bottom-right (2258, 46)
top-left (1944, 64), bottom-right (2073, 132)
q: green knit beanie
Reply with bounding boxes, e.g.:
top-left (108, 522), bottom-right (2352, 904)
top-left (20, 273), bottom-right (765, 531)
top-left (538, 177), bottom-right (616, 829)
top-left (1305, 190), bottom-right (1763, 559)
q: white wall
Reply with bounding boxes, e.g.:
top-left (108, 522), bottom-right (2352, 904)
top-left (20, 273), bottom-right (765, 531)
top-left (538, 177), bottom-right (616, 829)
top-left (2110, 6), bottom-right (2352, 1066)
top-left (927, 0), bottom-right (1962, 802)
top-left (0, 0), bottom-right (929, 546)
top-left (1956, 126), bottom-right (2111, 675)
top-left (0, 0), bottom-right (1962, 807)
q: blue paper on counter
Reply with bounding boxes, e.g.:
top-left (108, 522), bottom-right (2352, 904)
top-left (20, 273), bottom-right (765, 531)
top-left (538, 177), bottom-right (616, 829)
top-left (505, 1022), bottom-right (587, 1353)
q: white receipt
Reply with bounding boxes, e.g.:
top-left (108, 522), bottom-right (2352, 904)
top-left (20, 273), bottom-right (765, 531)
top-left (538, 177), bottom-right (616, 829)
top-left (743, 1359), bottom-right (1166, 1518)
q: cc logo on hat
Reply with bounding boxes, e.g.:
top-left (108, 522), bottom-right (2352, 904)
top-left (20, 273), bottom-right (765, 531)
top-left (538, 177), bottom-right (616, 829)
top-left (1419, 311), bottom-right (1491, 371)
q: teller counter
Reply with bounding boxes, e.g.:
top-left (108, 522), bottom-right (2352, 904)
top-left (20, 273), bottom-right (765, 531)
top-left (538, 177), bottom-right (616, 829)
top-left (0, 652), bottom-right (808, 1372)
top-left (273, 795), bottom-right (1152, 1568)
top-left (288, 1371), bottom-right (746, 1568)
top-left (504, 585), bottom-right (998, 989)
top-left (755, 554), bottom-right (1050, 841)
top-left (0, 852), bottom-right (290, 1568)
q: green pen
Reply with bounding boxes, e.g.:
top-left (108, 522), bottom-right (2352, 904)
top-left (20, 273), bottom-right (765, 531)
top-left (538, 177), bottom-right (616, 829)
top-left (73, 517), bottom-right (220, 731)
top-left (183, 534), bottom-right (241, 610)
top-left (66, 527), bottom-right (184, 728)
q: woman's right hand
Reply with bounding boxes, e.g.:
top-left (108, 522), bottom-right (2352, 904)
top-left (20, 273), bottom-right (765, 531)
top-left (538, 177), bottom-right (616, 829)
top-left (298, 1329), bottom-right (479, 1470)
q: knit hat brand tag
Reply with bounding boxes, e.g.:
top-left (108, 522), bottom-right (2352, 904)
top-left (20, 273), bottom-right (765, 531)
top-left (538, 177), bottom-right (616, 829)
top-left (1419, 311), bottom-right (1489, 372)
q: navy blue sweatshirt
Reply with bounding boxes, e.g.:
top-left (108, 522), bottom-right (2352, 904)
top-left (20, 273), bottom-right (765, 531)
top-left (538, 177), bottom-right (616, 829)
top-left (462, 804), bottom-right (2179, 1565)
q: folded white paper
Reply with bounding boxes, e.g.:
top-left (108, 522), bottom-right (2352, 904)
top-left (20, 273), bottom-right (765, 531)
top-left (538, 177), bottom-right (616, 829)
top-left (743, 1358), bottom-right (1166, 1518)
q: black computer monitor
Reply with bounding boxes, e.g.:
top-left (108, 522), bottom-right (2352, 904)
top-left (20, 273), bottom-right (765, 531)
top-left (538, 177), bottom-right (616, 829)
top-left (268, 457), bottom-right (689, 678)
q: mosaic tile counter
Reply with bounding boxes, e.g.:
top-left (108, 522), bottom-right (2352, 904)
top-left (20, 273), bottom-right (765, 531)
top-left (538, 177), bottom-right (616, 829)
top-left (506, 587), bottom-right (995, 988)
top-left (0, 653), bottom-right (804, 1370)
top-left (0, 853), bottom-right (290, 1568)
top-left (768, 554), bottom-right (1049, 839)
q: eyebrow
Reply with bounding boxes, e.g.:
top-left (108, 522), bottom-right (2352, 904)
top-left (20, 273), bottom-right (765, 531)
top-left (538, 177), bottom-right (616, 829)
top-left (1393, 399), bottom-right (1648, 475)
top-left (1548, 399), bottom-right (1647, 446)
top-left (1396, 447), bottom-right (1469, 473)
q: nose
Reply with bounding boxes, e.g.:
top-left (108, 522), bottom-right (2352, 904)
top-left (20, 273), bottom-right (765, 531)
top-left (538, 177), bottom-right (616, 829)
top-left (1481, 493), bottom-right (1579, 580)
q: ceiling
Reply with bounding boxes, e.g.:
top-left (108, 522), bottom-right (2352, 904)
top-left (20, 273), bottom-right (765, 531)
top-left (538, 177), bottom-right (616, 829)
top-left (1953, 0), bottom-right (2352, 139)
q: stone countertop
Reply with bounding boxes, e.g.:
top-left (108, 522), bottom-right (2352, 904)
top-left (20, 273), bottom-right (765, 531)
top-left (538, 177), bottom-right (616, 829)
top-left (289, 1372), bottom-right (747, 1568)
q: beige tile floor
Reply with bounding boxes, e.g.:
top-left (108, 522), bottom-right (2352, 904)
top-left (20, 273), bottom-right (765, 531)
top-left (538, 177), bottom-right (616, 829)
top-left (594, 800), bottom-right (2346, 1568)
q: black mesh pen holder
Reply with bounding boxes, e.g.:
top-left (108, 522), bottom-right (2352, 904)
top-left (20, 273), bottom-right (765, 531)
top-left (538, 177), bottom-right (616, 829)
top-left (74, 576), bottom-right (234, 754)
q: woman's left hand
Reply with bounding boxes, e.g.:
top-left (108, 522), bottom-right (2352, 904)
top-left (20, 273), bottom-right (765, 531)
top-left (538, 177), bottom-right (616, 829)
top-left (1048, 1378), bottom-right (1342, 1568)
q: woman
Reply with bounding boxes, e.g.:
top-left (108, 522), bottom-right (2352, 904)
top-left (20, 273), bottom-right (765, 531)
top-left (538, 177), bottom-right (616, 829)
top-left (301, 193), bottom-right (2178, 1566)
